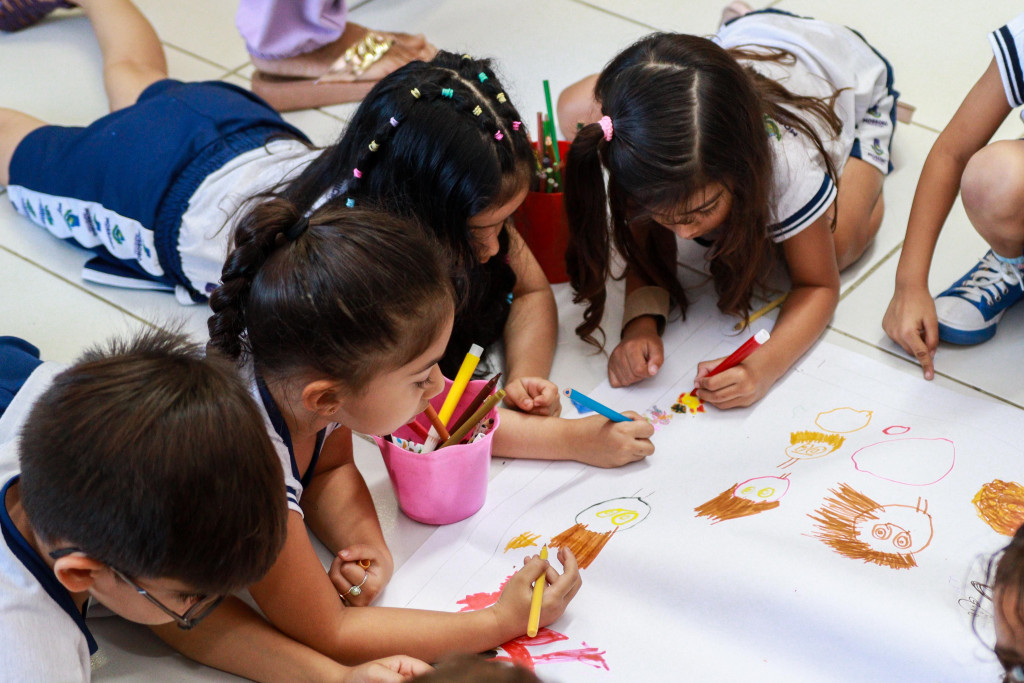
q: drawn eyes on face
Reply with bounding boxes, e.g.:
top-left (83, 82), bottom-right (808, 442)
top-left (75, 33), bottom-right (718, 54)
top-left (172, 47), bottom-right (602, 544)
top-left (595, 508), bottom-right (640, 526)
top-left (870, 523), bottom-right (912, 550)
top-left (791, 443), bottom-right (829, 457)
top-left (739, 485), bottom-right (776, 499)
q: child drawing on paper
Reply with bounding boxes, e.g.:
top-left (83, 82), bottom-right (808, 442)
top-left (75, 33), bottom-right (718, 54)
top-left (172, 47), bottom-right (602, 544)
top-left (695, 474), bottom-right (791, 524)
top-left (670, 392), bottom-right (705, 416)
top-left (457, 576), bottom-right (609, 673)
top-left (973, 480), bottom-right (1024, 536)
top-left (642, 405), bottom-right (673, 430)
top-left (549, 497), bottom-right (652, 570)
top-left (814, 407), bottom-right (873, 433)
top-left (808, 483), bottom-right (933, 569)
top-left (778, 430), bottom-right (845, 468)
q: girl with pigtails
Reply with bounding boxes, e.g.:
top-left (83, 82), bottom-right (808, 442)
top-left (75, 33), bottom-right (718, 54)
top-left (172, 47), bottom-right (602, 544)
top-left (558, 7), bottom-right (899, 408)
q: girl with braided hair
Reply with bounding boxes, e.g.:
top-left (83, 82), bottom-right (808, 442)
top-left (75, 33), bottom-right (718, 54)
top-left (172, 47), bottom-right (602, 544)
top-left (154, 199), bottom-right (583, 668)
top-left (279, 51), bottom-right (654, 468)
top-left (557, 8), bottom-right (899, 409)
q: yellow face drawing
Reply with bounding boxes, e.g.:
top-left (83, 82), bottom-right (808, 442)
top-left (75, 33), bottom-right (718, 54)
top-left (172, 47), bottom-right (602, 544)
top-left (575, 497), bottom-right (652, 534)
top-left (734, 476), bottom-right (790, 504)
top-left (853, 504), bottom-right (933, 555)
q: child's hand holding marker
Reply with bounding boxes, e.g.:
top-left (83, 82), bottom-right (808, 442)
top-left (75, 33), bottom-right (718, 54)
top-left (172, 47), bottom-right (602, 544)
top-left (329, 547), bottom-right (394, 607)
top-left (607, 316), bottom-right (664, 388)
top-left (693, 329), bottom-right (771, 409)
top-left (493, 546), bottom-right (581, 639)
top-left (563, 389), bottom-right (654, 467)
top-left (503, 376), bottom-right (562, 417)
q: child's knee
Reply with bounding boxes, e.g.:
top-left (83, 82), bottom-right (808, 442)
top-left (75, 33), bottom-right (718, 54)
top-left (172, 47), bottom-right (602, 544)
top-left (962, 141), bottom-right (1024, 223)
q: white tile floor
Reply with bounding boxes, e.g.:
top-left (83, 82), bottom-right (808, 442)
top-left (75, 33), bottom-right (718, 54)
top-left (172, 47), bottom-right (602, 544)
top-left (3, 0), bottom-right (1024, 680)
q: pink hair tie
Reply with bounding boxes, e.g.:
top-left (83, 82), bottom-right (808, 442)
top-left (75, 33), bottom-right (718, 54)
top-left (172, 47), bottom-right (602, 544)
top-left (512, 121), bottom-right (521, 131)
top-left (353, 168), bottom-right (362, 179)
top-left (494, 130), bottom-right (504, 141)
top-left (599, 116), bottom-right (614, 141)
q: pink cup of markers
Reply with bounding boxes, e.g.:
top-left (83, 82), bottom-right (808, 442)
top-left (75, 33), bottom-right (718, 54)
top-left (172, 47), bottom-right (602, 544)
top-left (372, 377), bottom-right (499, 525)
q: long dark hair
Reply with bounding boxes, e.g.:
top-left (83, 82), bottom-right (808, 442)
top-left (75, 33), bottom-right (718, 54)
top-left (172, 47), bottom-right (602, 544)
top-left (565, 32), bottom-right (841, 347)
top-left (208, 202), bottom-right (453, 389)
top-left (276, 52), bottom-right (535, 376)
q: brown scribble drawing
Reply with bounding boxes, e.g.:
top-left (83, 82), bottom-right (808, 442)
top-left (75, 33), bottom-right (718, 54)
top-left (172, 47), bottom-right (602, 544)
top-left (808, 483), bottom-right (933, 570)
top-left (695, 474), bottom-right (791, 524)
top-left (973, 480), bottom-right (1024, 536)
top-left (778, 431), bottom-right (845, 468)
top-left (504, 531), bottom-right (542, 552)
top-left (549, 524), bottom-right (614, 570)
top-left (548, 496), bottom-right (652, 570)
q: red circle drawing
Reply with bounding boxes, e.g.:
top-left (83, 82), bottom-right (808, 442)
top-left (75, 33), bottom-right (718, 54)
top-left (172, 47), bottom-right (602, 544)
top-left (883, 425), bottom-right (910, 435)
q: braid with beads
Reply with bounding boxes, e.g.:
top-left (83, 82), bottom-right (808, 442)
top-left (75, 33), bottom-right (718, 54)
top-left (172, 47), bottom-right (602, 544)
top-left (279, 52), bottom-right (535, 376)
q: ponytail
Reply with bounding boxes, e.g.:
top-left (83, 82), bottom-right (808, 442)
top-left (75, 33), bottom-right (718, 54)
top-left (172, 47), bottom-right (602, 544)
top-left (564, 123), bottom-right (612, 347)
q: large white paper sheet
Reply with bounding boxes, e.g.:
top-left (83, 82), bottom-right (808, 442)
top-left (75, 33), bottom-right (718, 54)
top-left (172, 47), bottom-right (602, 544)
top-left (383, 315), bottom-right (1020, 682)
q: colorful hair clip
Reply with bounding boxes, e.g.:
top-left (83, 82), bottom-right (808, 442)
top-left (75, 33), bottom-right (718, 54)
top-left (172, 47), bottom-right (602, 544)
top-left (353, 168), bottom-right (362, 178)
top-left (368, 140), bottom-right (379, 152)
top-left (473, 105), bottom-right (482, 116)
top-left (346, 198), bottom-right (356, 207)
top-left (599, 115), bottom-right (614, 142)
top-left (494, 130), bottom-right (504, 141)
top-left (410, 87), bottom-right (421, 99)
top-left (478, 72), bottom-right (488, 83)
top-left (496, 92), bottom-right (507, 104)
top-left (512, 121), bottom-right (521, 131)
top-left (389, 116), bottom-right (399, 127)
top-left (442, 88), bottom-right (454, 98)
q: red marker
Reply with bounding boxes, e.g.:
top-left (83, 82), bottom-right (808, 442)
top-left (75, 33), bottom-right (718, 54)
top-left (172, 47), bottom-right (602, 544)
top-left (691, 329), bottom-right (770, 396)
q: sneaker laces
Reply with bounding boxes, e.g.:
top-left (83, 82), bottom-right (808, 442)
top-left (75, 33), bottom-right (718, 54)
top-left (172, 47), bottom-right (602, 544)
top-left (949, 252), bottom-right (1024, 304)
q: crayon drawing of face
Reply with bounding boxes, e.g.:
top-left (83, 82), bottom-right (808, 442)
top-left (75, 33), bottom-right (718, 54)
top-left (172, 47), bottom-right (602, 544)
top-left (549, 496), bottom-right (651, 569)
top-left (778, 430), bottom-right (845, 468)
top-left (809, 483), bottom-right (932, 570)
top-left (853, 502), bottom-right (934, 556)
top-left (814, 407), bottom-right (873, 433)
top-left (695, 474), bottom-right (791, 524)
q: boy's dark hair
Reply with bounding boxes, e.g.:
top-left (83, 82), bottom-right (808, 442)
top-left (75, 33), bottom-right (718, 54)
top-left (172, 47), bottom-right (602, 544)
top-left (412, 655), bottom-right (542, 683)
top-left (18, 329), bottom-right (287, 595)
top-left (565, 32), bottom-right (842, 347)
top-left (209, 202), bottom-right (454, 388)
top-left (273, 52), bottom-right (534, 377)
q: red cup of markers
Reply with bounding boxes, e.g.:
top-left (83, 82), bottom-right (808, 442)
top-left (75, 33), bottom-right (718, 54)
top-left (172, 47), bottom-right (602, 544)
top-left (372, 377), bottom-right (500, 525)
top-left (513, 141), bottom-right (571, 285)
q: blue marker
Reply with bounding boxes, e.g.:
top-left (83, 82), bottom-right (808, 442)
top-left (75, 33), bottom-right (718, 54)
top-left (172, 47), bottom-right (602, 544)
top-left (563, 388), bottom-right (631, 423)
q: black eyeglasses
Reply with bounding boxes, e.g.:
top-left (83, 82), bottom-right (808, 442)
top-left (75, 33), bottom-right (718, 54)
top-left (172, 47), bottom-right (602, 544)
top-left (49, 547), bottom-right (224, 630)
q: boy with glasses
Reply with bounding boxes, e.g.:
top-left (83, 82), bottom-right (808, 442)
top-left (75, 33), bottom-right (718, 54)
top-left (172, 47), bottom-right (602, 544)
top-left (0, 330), bottom-right (428, 681)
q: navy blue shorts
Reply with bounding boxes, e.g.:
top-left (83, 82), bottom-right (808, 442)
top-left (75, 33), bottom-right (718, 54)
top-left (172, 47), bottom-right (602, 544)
top-left (0, 337), bottom-right (42, 420)
top-left (7, 80), bottom-right (308, 300)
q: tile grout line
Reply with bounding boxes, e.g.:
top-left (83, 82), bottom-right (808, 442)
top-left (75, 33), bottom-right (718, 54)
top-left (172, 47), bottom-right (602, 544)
top-left (161, 41), bottom-right (236, 76)
top-left (825, 326), bottom-right (1024, 411)
top-left (837, 239), bottom-right (904, 302)
top-left (562, 0), bottom-right (662, 32)
top-left (0, 245), bottom-right (160, 332)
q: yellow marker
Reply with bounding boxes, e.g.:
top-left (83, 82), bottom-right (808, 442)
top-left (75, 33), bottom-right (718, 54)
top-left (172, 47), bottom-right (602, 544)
top-left (437, 344), bottom-right (483, 426)
top-left (734, 292), bottom-right (788, 331)
top-left (526, 546), bottom-right (548, 637)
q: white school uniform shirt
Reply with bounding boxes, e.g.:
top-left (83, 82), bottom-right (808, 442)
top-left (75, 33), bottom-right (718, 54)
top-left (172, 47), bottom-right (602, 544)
top-left (0, 361), bottom-right (104, 681)
top-left (715, 11), bottom-right (896, 242)
top-left (241, 361), bottom-right (339, 516)
top-left (990, 12), bottom-right (1024, 113)
top-left (176, 140), bottom-right (321, 301)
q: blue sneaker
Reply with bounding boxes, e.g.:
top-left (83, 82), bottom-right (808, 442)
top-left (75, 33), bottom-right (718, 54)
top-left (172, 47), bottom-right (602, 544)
top-left (934, 251), bottom-right (1024, 345)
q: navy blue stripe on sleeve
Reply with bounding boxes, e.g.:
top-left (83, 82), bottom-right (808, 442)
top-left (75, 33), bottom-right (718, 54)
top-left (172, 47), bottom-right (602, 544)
top-left (768, 174), bottom-right (836, 241)
top-left (994, 25), bottom-right (1024, 106)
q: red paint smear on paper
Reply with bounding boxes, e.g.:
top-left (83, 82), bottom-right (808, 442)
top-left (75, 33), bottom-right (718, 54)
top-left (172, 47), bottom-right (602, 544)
top-left (494, 628), bottom-right (609, 671)
top-left (456, 575), bottom-right (510, 611)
